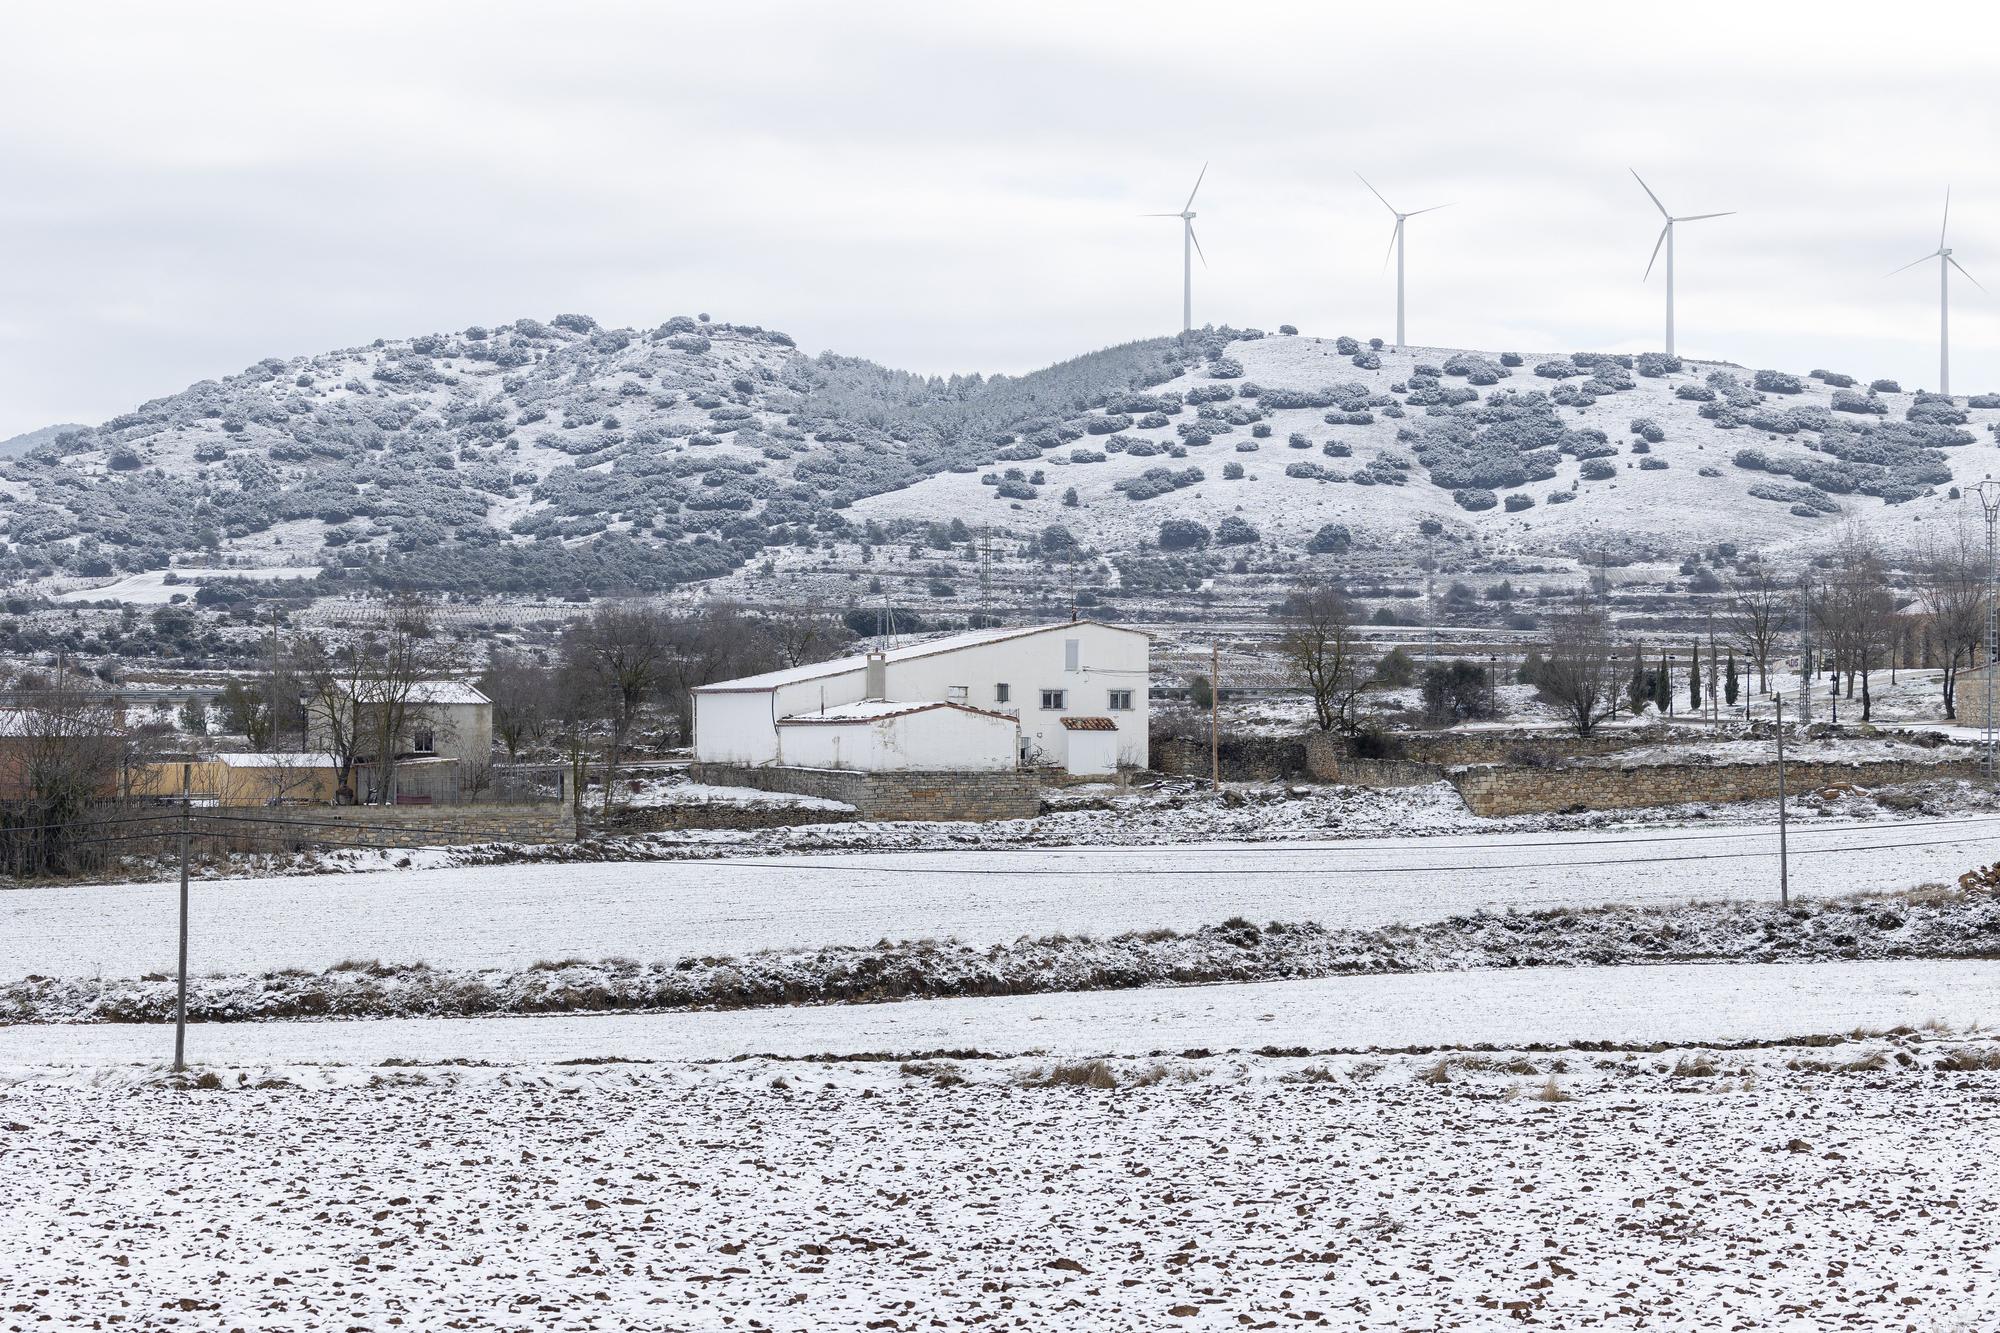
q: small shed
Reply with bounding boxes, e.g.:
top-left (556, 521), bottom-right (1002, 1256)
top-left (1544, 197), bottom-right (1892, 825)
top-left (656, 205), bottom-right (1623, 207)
top-left (775, 701), bottom-right (1018, 773)
top-left (1059, 716), bottom-right (1120, 776)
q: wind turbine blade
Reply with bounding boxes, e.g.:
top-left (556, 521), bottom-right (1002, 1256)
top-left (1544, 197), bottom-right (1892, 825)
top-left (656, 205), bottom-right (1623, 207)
top-left (1383, 218), bottom-right (1402, 269)
top-left (1631, 169), bottom-right (1669, 218)
top-left (1404, 203), bottom-right (1452, 217)
top-left (1356, 172), bottom-right (1397, 216)
top-left (1189, 223), bottom-right (1208, 269)
top-left (1644, 223), bottom-right (1669, 281)
top-left (1887, 252), bottom-right (1940, 277)
top-left (1941, 185), bottom-right (1952, 249)
top-left (1949, 254), bottom-right (1986, 293)
top-left (1183, 162), bottom-right (1208, 213)
top-left (1676, 211), bottom-right (1734, 222)
top-left (1139, 212), bottom-right (1182, 217)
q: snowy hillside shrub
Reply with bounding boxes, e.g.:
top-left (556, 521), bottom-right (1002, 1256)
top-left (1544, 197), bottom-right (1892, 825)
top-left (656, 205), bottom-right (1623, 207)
top-left (1307, 523), bottom-right (1352, 554)
top-left (1551, 384), bottom-right (1597, 408)
top-left (1085, 413), bottom-right (1133, 435)
top-left (1138, 412), bottom-right (1170, 429)
top-left (1117, 466), bottom-right (1204, 500)
top-left (1503, 493), bottom-right (1534, 511)
top-left (1279, 323), bottom-right (1298, 334)
top-left (1630, 439), bottom-right (1651, 454)
top-left (1235, 441), bottom-right (1259, 452)
top-left (1638, 457), bottom-right (1668, 470)
top-left (1069, 448), bottom-right (1106, 463)
top-left (1157, 518), bottom-right (1210, 551)
top-left (1500, 352), bottom-right (1524, 367)
top-left (1534, 358), bottom-right (1580, 379)
top-left (1676, 384), bottom-right (1715, 402)
top-left (1811, 369), bottom-right (1857, 388)
top-left (1968, 394), bottom-right (2000, 409)
top-left (1125, 440), bottom-right (1162, 457)
top-left (1832, 391), bottom-right (1888, 415)
top-left (1324, 409), bottom-right (1374, 426)
top-left (1216, 515), bottom-right (1260, 545)
top-left (1629, 416), bottom-right (1665, 443)
top-left (1209, 357), bottom-right (1245, 379)
top-left (1749, 481), bottom-right (1839, 514)
top-left (1185, 384), bottom-right (1235, 404)
top-left (1287, 432), bottom-right (1312, 449)
top-left (1322, 440), bottom-right (1351, 458)
top-left (1285, 461), bottom-right (1327, 480)
top-left (1222, 461), bottom-right (1245, 479)
top-left (1443, 353), bottom-right (1506, 381)
top-left (1754, 370), bottom-right (1805, 394)
top-left (1546, 489), bottom-right (1575, 503)
top-left (1871, 379), bottom-right (1901, 393)
top-left (1635, 352), bottom-right (1682, 377)
top-left (1335, 336), bottom-right (1361, 355)
top-left (1452, 487), bottom-right (1497, 510)
top-left (1251, 423), bottom-right (1272, 438)
top-left (1350, 351), bottom-right (1382, 370)
top-left (1579, 459), bottom-right (1617, 481)
top-left (1908, 394), bottom-right (1967, 426)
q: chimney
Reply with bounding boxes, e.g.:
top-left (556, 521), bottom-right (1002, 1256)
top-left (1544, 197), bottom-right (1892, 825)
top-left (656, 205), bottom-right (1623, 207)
top-left (864, 651), bottom-right (887, 700)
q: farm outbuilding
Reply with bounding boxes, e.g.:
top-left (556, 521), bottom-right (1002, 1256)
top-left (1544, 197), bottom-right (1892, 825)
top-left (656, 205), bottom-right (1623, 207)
top-left (693, 620), bottom-right (1150, 774)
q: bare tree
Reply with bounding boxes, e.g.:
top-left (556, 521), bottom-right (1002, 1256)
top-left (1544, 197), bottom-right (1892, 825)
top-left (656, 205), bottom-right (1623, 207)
top-left (1531, 590), bottom-right (1624, 737)
top-left (659, 603), bottom-right (782, 743)
top-left (480, 649), bottom-right (558, 760)
top-left (562, 604), bottom-right (671, 813)
top-left (1725, 556), bottom-right (1789, 695)
top-left (1911, 517), bottom-right (1987, 719)
top-left (295, 596), bottom-right (455, 802)
top-left (1277, 576), bottom-right (1370, 733)
top-left (1817, 528), bottom-right (1898, 720)
top-left (0, 673), bottom-right (127, 876)
top-left (761, 608), bottom-right (853, 670)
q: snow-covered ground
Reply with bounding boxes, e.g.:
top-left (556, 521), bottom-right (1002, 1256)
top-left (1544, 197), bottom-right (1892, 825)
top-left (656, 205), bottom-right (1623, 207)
top-left (8, 815), bottom-right (1992, 984)
top-left (4, 957), bottom-right (1995, 1067)
top-left (5, 1013), bottom-right (1998, 1329)
top-left (620, 774), bottom-right (853, 812)
top-left (48, 565), bottom-right (321, 605)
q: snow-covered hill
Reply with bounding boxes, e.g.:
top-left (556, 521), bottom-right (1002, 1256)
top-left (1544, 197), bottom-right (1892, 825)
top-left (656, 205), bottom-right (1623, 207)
top-left (855, 335), bottom-right (2000, 567)
top-left (5, 316), bottom-right (1994, 601)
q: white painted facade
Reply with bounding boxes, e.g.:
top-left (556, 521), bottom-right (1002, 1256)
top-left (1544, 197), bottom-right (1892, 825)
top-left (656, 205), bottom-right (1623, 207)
top-left (775, 701), bottom-right (1018, 772)
top-left (1060, 723), bottom-right (1120, 776)
top-left (694, 620), bottom-right (1150, 772)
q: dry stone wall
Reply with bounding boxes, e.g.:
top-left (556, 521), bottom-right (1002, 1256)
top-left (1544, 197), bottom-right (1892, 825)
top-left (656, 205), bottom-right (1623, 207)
top-left (691, 764), bottom-right (1042, 822)
top-left (1451, 758), bottom-right (1980, 818)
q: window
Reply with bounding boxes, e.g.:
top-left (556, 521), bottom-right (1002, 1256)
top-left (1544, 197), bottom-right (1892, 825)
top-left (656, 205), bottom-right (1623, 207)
top-left (412, 730), bottom-right (436, 754)
top-left (995, 683), bottom-right (1010, 703)
top-left (1107, 690), bottom-right (1133, 711)
top-left (947, 685), bottom-right (969, 702)
top-left (1040, 689), bottom-right (1066, 710)
top-left (1064, 638), bottom-right (1081, 671)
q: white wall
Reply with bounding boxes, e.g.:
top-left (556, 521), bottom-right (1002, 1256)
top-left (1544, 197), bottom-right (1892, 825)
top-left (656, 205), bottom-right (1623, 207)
top-left (777, 707), bottom-right (1017, 772)
top-left (1063, 728), bottom-right (1120, 776)
top-left (695, 622), bottom-right (1150, 770)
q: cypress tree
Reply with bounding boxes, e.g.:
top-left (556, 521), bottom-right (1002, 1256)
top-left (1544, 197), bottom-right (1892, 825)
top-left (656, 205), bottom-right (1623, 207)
top-left (1653, 659), bottom-right (1672, 712)
top-left (1725, 652), bottom-right (1739, 706)
top-left (1628, 647), bottom-right (1649, 715)
top-left (1690, 643), bottom-right (1702, 710)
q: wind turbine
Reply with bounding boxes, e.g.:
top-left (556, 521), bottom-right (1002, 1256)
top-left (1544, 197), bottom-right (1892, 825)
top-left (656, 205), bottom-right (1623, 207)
top-left (1633, 170), bottom-right (1733, 358)
top-left (1143, 164), bottom-right (1208, 337)
top-left (1890, 188), bottom-right (1984, 396)
top-left (1357, 175), bottom-right (1448, 351)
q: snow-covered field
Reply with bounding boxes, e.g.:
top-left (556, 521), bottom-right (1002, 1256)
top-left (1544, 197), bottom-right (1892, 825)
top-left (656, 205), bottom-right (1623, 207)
top-left (5, 957), bottom-right (1994, 1067)
top-left (7, 815), bottom-right (1992, 984)
top-left (5, 1027), bottom-right (1999, 1330)
top-left (48, 565), bottom-right (321, 605)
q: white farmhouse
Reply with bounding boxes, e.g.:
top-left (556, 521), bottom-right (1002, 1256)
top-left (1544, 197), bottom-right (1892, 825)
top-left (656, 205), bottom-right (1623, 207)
top-left (693, 620), bottom-right (1149, 776)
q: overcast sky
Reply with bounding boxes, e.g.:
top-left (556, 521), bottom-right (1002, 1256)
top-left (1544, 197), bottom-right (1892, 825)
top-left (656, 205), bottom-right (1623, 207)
top-left (1, 1), bottom-right (1996, 438)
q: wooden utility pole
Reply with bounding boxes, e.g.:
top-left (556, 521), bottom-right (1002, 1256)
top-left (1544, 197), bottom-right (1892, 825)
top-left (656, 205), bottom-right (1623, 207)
top-left (1775, 694), bottom-right (1790, 907)
top-left (174, 761), bottom-right (191, 1072)
top-left (1209, 642), bottom-right (1221, 795)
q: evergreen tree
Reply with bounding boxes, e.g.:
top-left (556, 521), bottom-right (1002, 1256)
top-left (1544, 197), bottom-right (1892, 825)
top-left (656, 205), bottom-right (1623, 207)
top-left (1653, 659), bottom-right (1672, 712)
top-left (1725, 652), bottom-right (1739, 706)
top-left (1690, 643), bottom-right (1702, 710)
top-left (1628, 647), bottom-right (1649, 715)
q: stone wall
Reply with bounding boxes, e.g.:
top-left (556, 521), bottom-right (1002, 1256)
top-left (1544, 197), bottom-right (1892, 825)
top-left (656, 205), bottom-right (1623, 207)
top-left (248, 803), bottom-right (575, 848)
top-left (1151, 734), bottom-right (1311, 782)
top-left (603, 803), bottom-right (859, 834)
top-left (690, 764), bottom-right (1042, 822)
top-left (1451, 758), bottom-right (1980, 818)
top-left (1394, 730), bottom-right (1661, 767)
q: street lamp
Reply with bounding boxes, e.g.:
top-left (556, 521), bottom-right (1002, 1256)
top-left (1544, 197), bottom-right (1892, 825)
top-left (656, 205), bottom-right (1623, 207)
top-left (1966, 478), bottom-right (2000, 782)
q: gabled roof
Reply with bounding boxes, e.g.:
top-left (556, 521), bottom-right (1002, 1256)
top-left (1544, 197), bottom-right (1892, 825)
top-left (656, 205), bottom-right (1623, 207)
top-left (1059, 715), bottom-right (1119, 731)
top-left (776, 700), bottom-right (1018, 727)
top-left (217, 752), bottom-right (342, 769)
top-left (696, 620), bottom-right (1149, 694)
top-left (325, 681), bottom-right (490, 706)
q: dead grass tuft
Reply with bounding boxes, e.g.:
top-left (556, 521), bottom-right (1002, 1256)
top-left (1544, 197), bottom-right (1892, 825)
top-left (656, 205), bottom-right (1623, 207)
top-left (1017, 1059), bottom-right (1120, 1090)
top-left (1670, 1053), bottom-right (1719, 1079)
top-left (1533, 1075), bottom-right (1573, 1103)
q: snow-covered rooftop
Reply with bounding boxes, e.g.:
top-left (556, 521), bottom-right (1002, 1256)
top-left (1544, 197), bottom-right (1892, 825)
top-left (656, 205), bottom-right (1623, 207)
top-left (697, 620), bottom-right (1145, 694)
top-left (776, 699), bottom-right (1017, 725)
top-left (217, 752), bottom-right (342, 769)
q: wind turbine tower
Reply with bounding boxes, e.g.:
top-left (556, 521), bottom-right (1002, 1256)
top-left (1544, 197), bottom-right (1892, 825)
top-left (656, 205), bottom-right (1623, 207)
top-left (1891, 188), bottom-right (1984, 395)
top-left (1145, 164), bottom-right (1208, 336)
top-left (1358, 175), bottom-right (1448, 350)
top-left (1632, 170), bottom-right (1732, 358)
